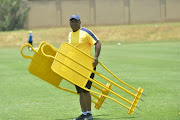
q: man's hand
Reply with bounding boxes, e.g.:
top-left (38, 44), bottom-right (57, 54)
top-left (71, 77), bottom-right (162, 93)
top-left (92, 59), bottom-right (98, 68)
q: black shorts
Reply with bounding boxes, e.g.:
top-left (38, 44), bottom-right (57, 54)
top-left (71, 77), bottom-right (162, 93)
top-left (75, 68), bottom-right (96, 94)
top-left (28, 41), bottom-right (33, 46)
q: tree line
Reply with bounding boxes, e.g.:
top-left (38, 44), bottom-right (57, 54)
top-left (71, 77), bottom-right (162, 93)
top-left (0, 0), bottom-right (29, 31)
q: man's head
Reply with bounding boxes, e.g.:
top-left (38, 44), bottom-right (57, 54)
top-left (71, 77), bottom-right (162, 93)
top-left (69, 15), bottom-right (81, 32)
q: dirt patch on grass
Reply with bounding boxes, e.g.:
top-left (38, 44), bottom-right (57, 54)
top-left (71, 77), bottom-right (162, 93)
top-left (0, 22), bottom-right (180, 47)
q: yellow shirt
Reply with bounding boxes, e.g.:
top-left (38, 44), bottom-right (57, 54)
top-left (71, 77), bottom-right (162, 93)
top-left (68, 27), bottom-right (99, 56)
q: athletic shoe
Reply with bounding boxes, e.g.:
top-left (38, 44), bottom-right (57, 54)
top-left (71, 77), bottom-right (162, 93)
top-left (84, 113), bottom-right (93, 120)
top-left (72, 114), bottom-right (86, 120)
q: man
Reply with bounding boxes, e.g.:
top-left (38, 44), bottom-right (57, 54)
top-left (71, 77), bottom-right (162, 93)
top-left (68, 15), bottom-right (101, 120)
top-left (28, 31), bottom-right (33, 50)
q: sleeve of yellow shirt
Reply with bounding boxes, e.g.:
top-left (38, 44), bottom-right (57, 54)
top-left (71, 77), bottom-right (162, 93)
top-left (87, 30), bottom-right (99, 45)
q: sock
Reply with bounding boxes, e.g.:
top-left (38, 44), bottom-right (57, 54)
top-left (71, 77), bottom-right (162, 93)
top-left (86, 111), bottom-right (92, 115)
top-left (82, 112), bottom-right (87, 115)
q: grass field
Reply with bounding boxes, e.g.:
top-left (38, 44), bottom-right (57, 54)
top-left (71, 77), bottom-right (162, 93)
top-left (0, 40), bottom-right (180, 120)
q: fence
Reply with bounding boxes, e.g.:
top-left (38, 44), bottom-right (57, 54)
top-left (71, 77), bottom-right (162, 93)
top-left (25, 0), bottom-right (180, 28)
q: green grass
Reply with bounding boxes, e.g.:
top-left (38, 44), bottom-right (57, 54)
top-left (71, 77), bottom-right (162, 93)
top-left (0, 41), bottom-right (180, 120)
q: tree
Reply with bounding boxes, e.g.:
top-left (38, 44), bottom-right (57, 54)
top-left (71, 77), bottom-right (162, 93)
top-left (0, 0), bottom-right (29, 31)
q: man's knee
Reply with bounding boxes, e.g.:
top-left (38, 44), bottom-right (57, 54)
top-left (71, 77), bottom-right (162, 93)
top-left (82, 92), bottom-right (91, 97)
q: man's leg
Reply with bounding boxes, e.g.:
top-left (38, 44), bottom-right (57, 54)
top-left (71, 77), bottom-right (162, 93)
top-left (83, 69), bottom-right (96, 120)
top-left (28, 41), bottom-right (32, 50)
top-left (83, 92), bottom-right (93, 120)
top-left (81, 92), bottom-right (93, 120)
top-left (80, 93), bottom-right (86, 112)
top-left (73, 90), bottom-right (92, 120)
top-left (72, 87), bottom-right (87, 120)
top-left (83, 92), bottom-right (91, 111)
top-left (73, 68), bottom-right (95, 120)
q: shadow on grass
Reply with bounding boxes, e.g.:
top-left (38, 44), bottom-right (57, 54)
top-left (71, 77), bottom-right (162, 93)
top-left (93, 114), bottom-right (136, 120)
top-left (93, 117), bottom-right (136, 120)
top-left (56, 114), bottom-right (136, 120)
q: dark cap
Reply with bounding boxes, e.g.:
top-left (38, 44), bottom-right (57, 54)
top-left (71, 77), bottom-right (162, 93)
top-left (70, 15), bottom-right (80, 21)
